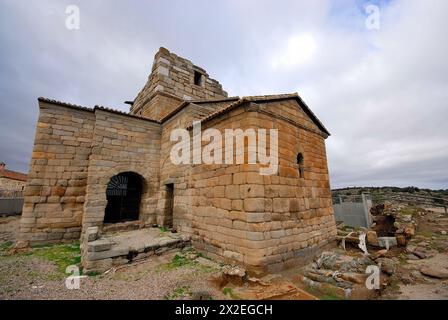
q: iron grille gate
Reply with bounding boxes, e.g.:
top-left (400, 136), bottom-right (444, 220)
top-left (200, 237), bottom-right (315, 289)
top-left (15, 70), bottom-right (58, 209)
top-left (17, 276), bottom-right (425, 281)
top-left (104, 173), bottom-right (142, 223)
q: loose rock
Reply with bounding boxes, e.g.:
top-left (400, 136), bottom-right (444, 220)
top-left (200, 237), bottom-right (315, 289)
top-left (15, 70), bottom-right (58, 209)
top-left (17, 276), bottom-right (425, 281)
top-left (420, 267), bottom-right (448, 279)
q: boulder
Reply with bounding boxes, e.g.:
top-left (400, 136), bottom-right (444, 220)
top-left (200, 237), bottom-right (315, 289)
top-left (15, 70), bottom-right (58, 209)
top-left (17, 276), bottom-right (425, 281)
top-left (411, 270), bottom-right (424, 280)
top-left (195, 257), bottom-right (219, 268)
top-left (377, 258), bottom-right (398, 275)
top-left (396, 234), bottom-right (407, 246)
top-left (378, 237), bottom-right (397, 248)
top-left (404, 225), bottom-right (415, 237)
top-left (339, 272), bottom-right (367, 284)
top-left (366, 231), bottom-right (379, 246)
top-left (420, 267), bottom-right (448, 279)
top-left (412, 250), bottom-right (427, 259)
top-left (316, 251), bottom-right (372, 273)
top-left (371, 249), bottom-right (388, 260)
top-left (222, 266), bottom-right (247, 286)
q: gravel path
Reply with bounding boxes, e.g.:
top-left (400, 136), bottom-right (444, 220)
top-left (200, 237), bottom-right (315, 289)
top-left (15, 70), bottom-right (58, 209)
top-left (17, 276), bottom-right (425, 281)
top-left (0, 248), bottom-right (227, 300)
top-left (0, 216), bottom-right (227, 300)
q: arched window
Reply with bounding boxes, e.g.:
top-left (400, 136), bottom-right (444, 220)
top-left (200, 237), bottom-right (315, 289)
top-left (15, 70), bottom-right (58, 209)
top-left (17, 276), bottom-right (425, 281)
top-left (297, 153), bottom-right (304, 178)
top-left (104, 172), bottom-right (143, 223)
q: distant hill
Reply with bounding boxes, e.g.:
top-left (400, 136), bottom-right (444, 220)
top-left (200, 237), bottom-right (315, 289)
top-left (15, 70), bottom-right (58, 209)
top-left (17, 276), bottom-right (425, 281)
top-left (332, 186), bottom-right (448, 204)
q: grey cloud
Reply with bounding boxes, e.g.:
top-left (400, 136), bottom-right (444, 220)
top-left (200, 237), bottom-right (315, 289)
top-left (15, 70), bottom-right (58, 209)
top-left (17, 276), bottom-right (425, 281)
top-left (0, 0), bottom-right (446, 189)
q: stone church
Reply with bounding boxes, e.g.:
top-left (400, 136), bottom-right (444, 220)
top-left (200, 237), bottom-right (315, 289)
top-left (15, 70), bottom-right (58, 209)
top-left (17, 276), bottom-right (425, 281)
top-left (19, 47), bottom-right (337, 273)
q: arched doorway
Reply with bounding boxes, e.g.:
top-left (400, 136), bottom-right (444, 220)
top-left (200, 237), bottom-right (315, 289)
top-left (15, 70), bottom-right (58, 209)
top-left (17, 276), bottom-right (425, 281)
top-left (104, 172), bottom-right (143, 223)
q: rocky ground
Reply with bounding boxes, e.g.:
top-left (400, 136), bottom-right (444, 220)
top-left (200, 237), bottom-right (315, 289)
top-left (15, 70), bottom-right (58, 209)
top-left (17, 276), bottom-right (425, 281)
top-left (284, 203), bottom-right (448, 300)
top-left (0, 203), bottom-right (447, 300)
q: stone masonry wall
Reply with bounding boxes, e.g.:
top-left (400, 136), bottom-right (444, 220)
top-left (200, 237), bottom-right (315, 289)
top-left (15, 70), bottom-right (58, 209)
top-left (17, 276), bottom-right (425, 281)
top-left (138, 92), bottom-right (183, 121)
top-left (131, 47), bottom-right (228, 118)
top-left (158, 99), bottom-right (336, 273)
top-left (20, 101), bottom-right (95, 244)
top-left (157, 103), bottom-right (217, 228)
top-left (82, 109), bottom-right (162, 232)
top-left (0, 177), bottom-right (26, 191)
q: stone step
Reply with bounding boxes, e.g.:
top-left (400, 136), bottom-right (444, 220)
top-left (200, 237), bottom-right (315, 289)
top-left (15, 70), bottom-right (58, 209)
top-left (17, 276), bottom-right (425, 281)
top-left (82, 229), bottom-right (191, 273)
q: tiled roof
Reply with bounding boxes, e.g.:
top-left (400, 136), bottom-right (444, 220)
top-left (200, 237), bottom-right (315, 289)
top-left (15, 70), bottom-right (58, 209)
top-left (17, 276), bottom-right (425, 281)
top-left (245, 93), bottom-right (300, 101)
top-left (159, 101), bottom-right (190, 123)
top-left (94, 106), bottom-right (160, 124)
top-left (38, 97), bottom-right (93, 112)
top-left (38, 97), bottom-right (160, 124)
top-left (0, 169), bottom-right (27, 182)
top-left (186, 98), bottom-right (248, 130)
top-left (190, 96), bottom-right (240, 104)
top-left (186, 93), bottom-right (330, 135)
top-left (247, 93), bottom-right (330, 136)
top-left (159, 96), bottom-right (240, 123)
top-left (38, 93), bottom-right (330, 135)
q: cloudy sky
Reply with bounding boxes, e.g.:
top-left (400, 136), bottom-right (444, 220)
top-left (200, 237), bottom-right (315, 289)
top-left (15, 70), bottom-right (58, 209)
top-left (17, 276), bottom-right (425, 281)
top-left (0, 0), bottom-right (447, 189)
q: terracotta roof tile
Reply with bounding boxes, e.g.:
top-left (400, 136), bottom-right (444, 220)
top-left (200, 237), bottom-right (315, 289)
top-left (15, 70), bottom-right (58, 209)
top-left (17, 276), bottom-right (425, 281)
top-left (0, 169), bottom-right (28, 182)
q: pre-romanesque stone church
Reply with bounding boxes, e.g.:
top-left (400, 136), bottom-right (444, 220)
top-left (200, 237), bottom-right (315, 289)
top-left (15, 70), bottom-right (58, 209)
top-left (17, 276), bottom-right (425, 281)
top-left (19, 47), bottom-right (337, 273)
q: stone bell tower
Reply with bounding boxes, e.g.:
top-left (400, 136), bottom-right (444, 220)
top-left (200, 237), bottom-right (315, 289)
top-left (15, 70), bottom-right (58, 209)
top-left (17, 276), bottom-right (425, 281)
top-left (130, 47), bottom-right (228, 120)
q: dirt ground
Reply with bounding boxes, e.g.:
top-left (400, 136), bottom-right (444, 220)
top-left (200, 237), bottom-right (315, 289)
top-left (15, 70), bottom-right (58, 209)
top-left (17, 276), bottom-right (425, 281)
top-left (1, 204), bottom-right (447, 300)
top-left (0, 216), bottom-right (228, 300)
top-left (381, 206), bottom-right (448, 300)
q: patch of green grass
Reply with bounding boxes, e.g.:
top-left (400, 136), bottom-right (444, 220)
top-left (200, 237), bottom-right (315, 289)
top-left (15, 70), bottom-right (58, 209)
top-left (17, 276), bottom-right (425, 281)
top-left (31, 242), bottom-right (81, 273)
top-left (157, 254), bottom-right (197, 271)
top-left (340, 225), bottom-right (354, 232)
top-left (302, 283), bottom-right (345, 300)
top-left (416, 230), bottom-right (436, 238)
top-left (158, 226), bottom-right (169, 233)
top-left (386, 276), bottom-right (401, 293)
top-left (0, 241), bottom-right (13, 255)
top-left (156, 251), bottom-right (219, 274)
top-left (171, 254), bottom-right (193, 268)
top-left (321, 294), bottom-right (342, 300)
top-left (27, 271), bottom-right (40, 278)
top-left (165, 285), bottom-right (192, 300)
top-left (222, 287), bottom-right (240, 300)
top-left (398, 206), bottom-right (421, 217)
top-left (425, 240), bottom-right (446, 252)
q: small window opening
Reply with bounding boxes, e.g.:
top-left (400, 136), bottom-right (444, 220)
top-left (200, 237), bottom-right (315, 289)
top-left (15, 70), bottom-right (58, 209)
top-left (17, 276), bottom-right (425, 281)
top-left (297, 153), bottom-right (304, 178)
top-left (194, 71), bottom-right (202, 86)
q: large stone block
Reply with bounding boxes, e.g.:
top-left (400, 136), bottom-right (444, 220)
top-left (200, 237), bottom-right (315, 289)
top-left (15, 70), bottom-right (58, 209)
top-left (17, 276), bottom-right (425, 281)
top-left (244, 198), bottom-right (265, 212)
top-left (273, 198), bottom-right (290, 213)
top-left (225, 185), bottom-right (240, 199)
top-left (87, 239), bottom-right (112, 252)
top-left (240, 184), bottom-right (264, 198)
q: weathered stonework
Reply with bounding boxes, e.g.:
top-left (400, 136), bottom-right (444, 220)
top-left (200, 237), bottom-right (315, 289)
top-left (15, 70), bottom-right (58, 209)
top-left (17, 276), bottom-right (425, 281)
top-left (20, 47), bottom-right (337, 273)
top-left (0, 177), bottom-right (26, 191)
top-left (0, 163), bottom-right (27, 191)
top-left (131, 47), bottom-right (228, 120)
top-left (81, 227), bottom-right (191, 272)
